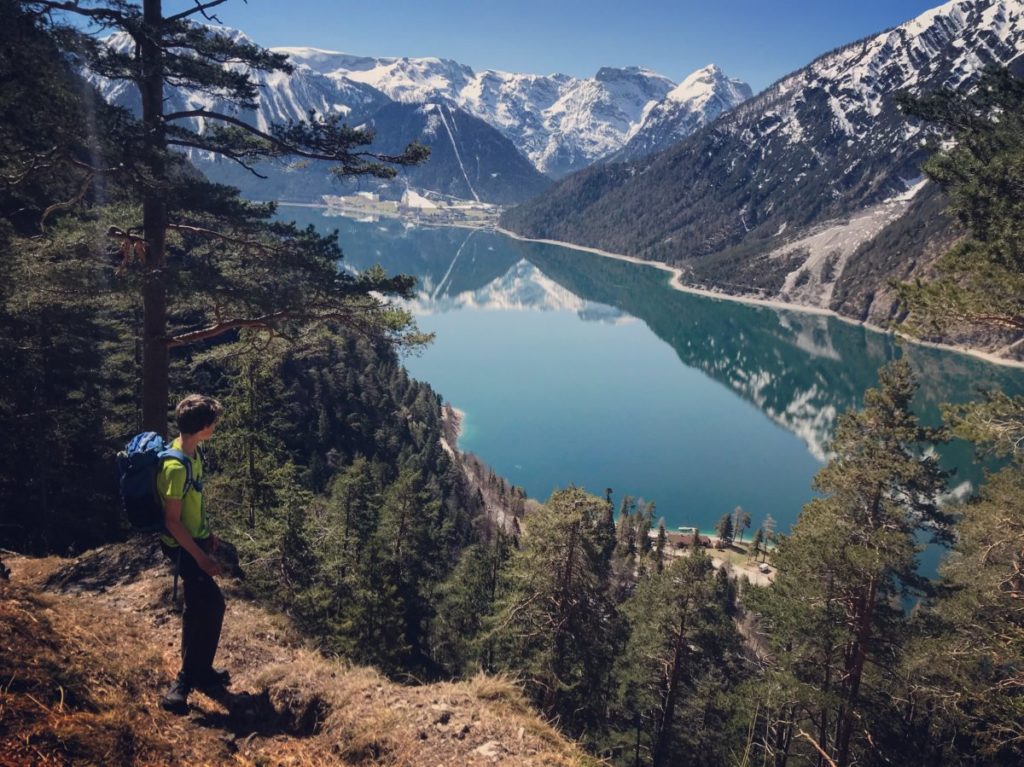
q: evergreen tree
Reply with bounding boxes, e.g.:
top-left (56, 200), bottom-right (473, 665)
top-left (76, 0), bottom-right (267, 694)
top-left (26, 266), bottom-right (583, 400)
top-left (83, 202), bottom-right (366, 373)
top-left (733, 506), bottom-right (751, 543)
top-left (616, 553), bottom-right (742, 767)
top-left (637, 500), bottom-right (655, 555)
top-left (745, 362), bottom-right (950, 767)
top-left (897, 66), bottom-right (1024, 344)
top-left (595, 495), bottom-right (619, 582)
top-left (761, 514), bottom-right (776, 560)
top-left (654, 518), bottom-right (668, 575)
top-left (900, 389), bottom-right (1024, 763)
top-left (890, 67), bottom-right (1024, 762)
top-left (0, 0), bottom-right (140, 552)
top-left (28, 0), bottom-right (428, 433)
top-left (489, 487), bottom-right (617, 737)
top-left (749, 527), bottom-right (764, 561)
top-left (430, 533), bottom-right (512, 674)
top-left (714, 513), bottom-right (733, 548)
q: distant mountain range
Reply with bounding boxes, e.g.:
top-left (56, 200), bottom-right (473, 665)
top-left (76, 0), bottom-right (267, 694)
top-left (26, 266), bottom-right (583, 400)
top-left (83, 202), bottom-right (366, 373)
top-left (502, 0), bottom-right (1024, 329)
top-left (268, 48), bottom-right (750, 178)
top-left (86, 30), bottom-right (750, 203)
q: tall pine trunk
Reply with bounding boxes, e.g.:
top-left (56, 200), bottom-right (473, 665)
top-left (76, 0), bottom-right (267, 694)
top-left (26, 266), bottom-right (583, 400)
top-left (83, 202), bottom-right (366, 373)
top-left (140, 0), bottom-right (169, 434)
top-left (651, 602), bottom-right (690, 767)
top-left (835, 576), bottom-right (878, 767)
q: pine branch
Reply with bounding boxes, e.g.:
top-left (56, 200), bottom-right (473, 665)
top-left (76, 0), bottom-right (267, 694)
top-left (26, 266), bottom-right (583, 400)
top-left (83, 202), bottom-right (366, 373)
top-left (26, 0), bottom-right (130, 25)
top-left (38, 169), bottom-right (95, 232)
top-left (163, 108), bottom-right (428, 170)
top-left (167, 221), bottom-right (278, 251)
top-left (165, 138), bottom-right (268, 178)
top-left (166, 306), bottom-right (385, 348)
top-left (165, 0), bottom-right (232, 24)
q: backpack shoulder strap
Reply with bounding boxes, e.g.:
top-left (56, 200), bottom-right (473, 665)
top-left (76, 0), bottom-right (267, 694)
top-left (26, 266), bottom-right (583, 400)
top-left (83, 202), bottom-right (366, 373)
top-left (160, 448), bottom-right (194, 496)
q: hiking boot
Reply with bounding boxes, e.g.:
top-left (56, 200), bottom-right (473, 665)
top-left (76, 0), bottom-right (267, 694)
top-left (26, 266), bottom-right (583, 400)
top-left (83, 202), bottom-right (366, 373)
top-left (192, 666), bottom-right (231, 690)
top-left (160, 672), bottom-right (191, 715)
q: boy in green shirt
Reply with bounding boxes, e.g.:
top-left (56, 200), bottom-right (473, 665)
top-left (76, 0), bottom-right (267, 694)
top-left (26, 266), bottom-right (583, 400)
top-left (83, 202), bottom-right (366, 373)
top-left (159, 394), bottom-right (228, 714)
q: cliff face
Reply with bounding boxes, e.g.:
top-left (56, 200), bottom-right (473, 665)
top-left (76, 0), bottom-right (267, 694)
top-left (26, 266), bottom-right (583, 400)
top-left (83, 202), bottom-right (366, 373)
top-left (0, 542), bottom-right (594, 767)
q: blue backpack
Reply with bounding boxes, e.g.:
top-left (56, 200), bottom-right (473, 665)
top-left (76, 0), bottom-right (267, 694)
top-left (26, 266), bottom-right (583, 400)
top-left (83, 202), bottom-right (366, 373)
top-left (116, 432), bottom-right (194, 532)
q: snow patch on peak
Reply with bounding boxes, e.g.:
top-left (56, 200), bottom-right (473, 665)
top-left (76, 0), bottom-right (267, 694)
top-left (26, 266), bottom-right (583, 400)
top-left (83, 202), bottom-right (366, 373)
top-left (615, 64), bottom-right (752, 161)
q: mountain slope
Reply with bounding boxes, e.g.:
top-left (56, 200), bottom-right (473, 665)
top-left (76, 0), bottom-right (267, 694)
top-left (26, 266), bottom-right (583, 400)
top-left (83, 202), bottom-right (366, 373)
top-left (502, 0), bottom-right (1024, 300)
top-left (362, 102), bottom-right (552, 203)
top-left (0, 545), bottom-right (594, 766)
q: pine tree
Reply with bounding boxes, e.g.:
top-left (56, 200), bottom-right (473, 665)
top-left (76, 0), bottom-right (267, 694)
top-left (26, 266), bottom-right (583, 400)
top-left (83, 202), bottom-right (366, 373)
top-left (745, 362), bottom-right (950, 767)
top-left (616, 552), bottom-right (741, 767)
top-left (886, 71), bottom-right (1024, 760)
top-left (0, 1), bottom-right (142, 552)
top-left (761, 514), bottom-right (776, 561)
top-left (29, 0), bottom-right (429, 433)
top-left (897, 66), bottom-right (1024, 344)
top-left (749, 527), bottom-right (764, 561)
top-left (430, 533), bottom-right (512, 674)
top-left (903, 384), bottom-right (1024, 762)
top-left (734, 507), bottom-right (751, 543)
top-left (714, 513), bottom-right (733, 548)
top-left (595, 495), bottom-right (619, 581)
top-left (654, 518), bottom-right (668, 575)
top-left (489, 487), bottom-right (617, 736)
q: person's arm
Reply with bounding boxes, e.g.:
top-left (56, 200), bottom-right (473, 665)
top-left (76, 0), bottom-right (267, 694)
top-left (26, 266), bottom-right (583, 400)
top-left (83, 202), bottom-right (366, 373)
top-left (164, 498), bottom-right (223, 577)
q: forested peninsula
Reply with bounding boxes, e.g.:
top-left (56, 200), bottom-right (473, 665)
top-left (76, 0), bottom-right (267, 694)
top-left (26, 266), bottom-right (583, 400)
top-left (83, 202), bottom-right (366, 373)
top-left (2, 3), bottom-right (1024, 767)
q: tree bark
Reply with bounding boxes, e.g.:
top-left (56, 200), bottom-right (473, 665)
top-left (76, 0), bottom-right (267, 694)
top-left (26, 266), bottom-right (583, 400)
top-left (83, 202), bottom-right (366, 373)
top-left (835, 575), bottom-right (878, 767)
top-left (140, 0), bottom-right (169, 434)
top-left (652, 600), bottom-right (690, 767)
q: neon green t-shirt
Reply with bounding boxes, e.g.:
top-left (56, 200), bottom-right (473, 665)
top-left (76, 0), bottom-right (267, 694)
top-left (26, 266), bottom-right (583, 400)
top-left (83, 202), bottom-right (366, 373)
top-left (157, 437), bottom-right (209, 547)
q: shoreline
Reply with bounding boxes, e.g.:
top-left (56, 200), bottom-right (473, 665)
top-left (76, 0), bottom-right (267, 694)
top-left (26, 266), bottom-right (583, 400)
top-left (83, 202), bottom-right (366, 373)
top-left (495, 227), bottom-right (1024, 371)
top-left (276, 200), bottom-right (499, 233)
top-left (273, 202), bottom-right (1022, 370)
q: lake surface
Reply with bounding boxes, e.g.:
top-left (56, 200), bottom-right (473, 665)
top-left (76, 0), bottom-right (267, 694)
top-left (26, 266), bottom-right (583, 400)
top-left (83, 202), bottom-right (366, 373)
top-left (285, 206), bottom-right (1024, 553)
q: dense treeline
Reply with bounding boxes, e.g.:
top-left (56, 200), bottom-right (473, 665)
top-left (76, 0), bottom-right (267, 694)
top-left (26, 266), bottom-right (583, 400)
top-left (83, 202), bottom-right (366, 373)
top-left (3, 4), bottom-right (1024, 766)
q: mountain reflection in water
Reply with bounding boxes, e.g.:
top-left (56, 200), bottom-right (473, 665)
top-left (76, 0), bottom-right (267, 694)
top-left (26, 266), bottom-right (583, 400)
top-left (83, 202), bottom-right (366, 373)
top-left (285, 208), bottom-right (1024, 548)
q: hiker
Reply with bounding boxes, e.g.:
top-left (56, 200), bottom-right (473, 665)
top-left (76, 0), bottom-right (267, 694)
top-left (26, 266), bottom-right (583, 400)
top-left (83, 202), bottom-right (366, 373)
top-left (158, 394), bottom-right (229, 714)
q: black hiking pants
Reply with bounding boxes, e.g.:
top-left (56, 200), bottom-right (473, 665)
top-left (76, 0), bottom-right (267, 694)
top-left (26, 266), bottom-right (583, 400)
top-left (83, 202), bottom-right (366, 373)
top-left (162, 539), bottom-right (225, 682)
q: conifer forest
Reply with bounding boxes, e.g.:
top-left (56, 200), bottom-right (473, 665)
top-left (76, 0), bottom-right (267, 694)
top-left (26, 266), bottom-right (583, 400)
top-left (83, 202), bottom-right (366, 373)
top-left (2, 2), bottom-right (1024, 765)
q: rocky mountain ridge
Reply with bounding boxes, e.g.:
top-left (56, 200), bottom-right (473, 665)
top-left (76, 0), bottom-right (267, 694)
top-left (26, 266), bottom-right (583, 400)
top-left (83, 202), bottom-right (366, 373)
top-left (611, 64), bottom-right (753, 162)
top-left (501, 0), bottom-right (1024, 333)
top-left (271, 47), bottom-right (750, 177)
top-left (87, 27), bottom-right (750, 198)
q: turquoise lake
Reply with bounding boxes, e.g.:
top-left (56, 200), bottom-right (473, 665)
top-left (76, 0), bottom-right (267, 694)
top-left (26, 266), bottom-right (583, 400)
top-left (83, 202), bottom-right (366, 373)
top-left (285, 206), bottom-right (1024, 557)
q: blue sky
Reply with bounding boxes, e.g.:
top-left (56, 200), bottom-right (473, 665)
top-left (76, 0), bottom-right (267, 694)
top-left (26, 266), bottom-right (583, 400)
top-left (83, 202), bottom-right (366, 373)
top-left (180, 0), bottom-right (943, 92)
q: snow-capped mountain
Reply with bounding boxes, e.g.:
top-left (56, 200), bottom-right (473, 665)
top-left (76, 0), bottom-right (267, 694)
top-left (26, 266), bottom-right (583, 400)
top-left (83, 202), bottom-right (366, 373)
top-left (612, 65), bottom-right (753, 162)
top-left (271, 48), bottom-right (747, 177)
top-left (410, 258), bottom-right (630, 320)
top-left (92, 31), bottom-right (390, 129)
top-left (89, 30), bottom-right (548, 204)
top-left (504, 0), bottom-right (1024, 321)
top-left (88, 27), bottom-right (748, 198)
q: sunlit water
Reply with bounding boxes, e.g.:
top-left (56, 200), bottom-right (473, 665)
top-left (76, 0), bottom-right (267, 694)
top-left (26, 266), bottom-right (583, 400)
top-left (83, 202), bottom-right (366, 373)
top-left (284, 207), bottom-right (1024, 568)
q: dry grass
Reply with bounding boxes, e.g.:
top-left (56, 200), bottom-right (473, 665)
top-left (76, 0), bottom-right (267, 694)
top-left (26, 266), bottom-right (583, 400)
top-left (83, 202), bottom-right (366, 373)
top-left (0, 582), bottom-right (185, 766)
top-left (1, 544), bottom-right (599, 767)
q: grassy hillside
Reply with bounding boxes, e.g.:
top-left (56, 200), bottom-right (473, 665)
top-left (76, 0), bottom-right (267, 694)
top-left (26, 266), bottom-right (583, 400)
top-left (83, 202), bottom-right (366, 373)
top-left (0, 543), bottom-right (596, 767)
